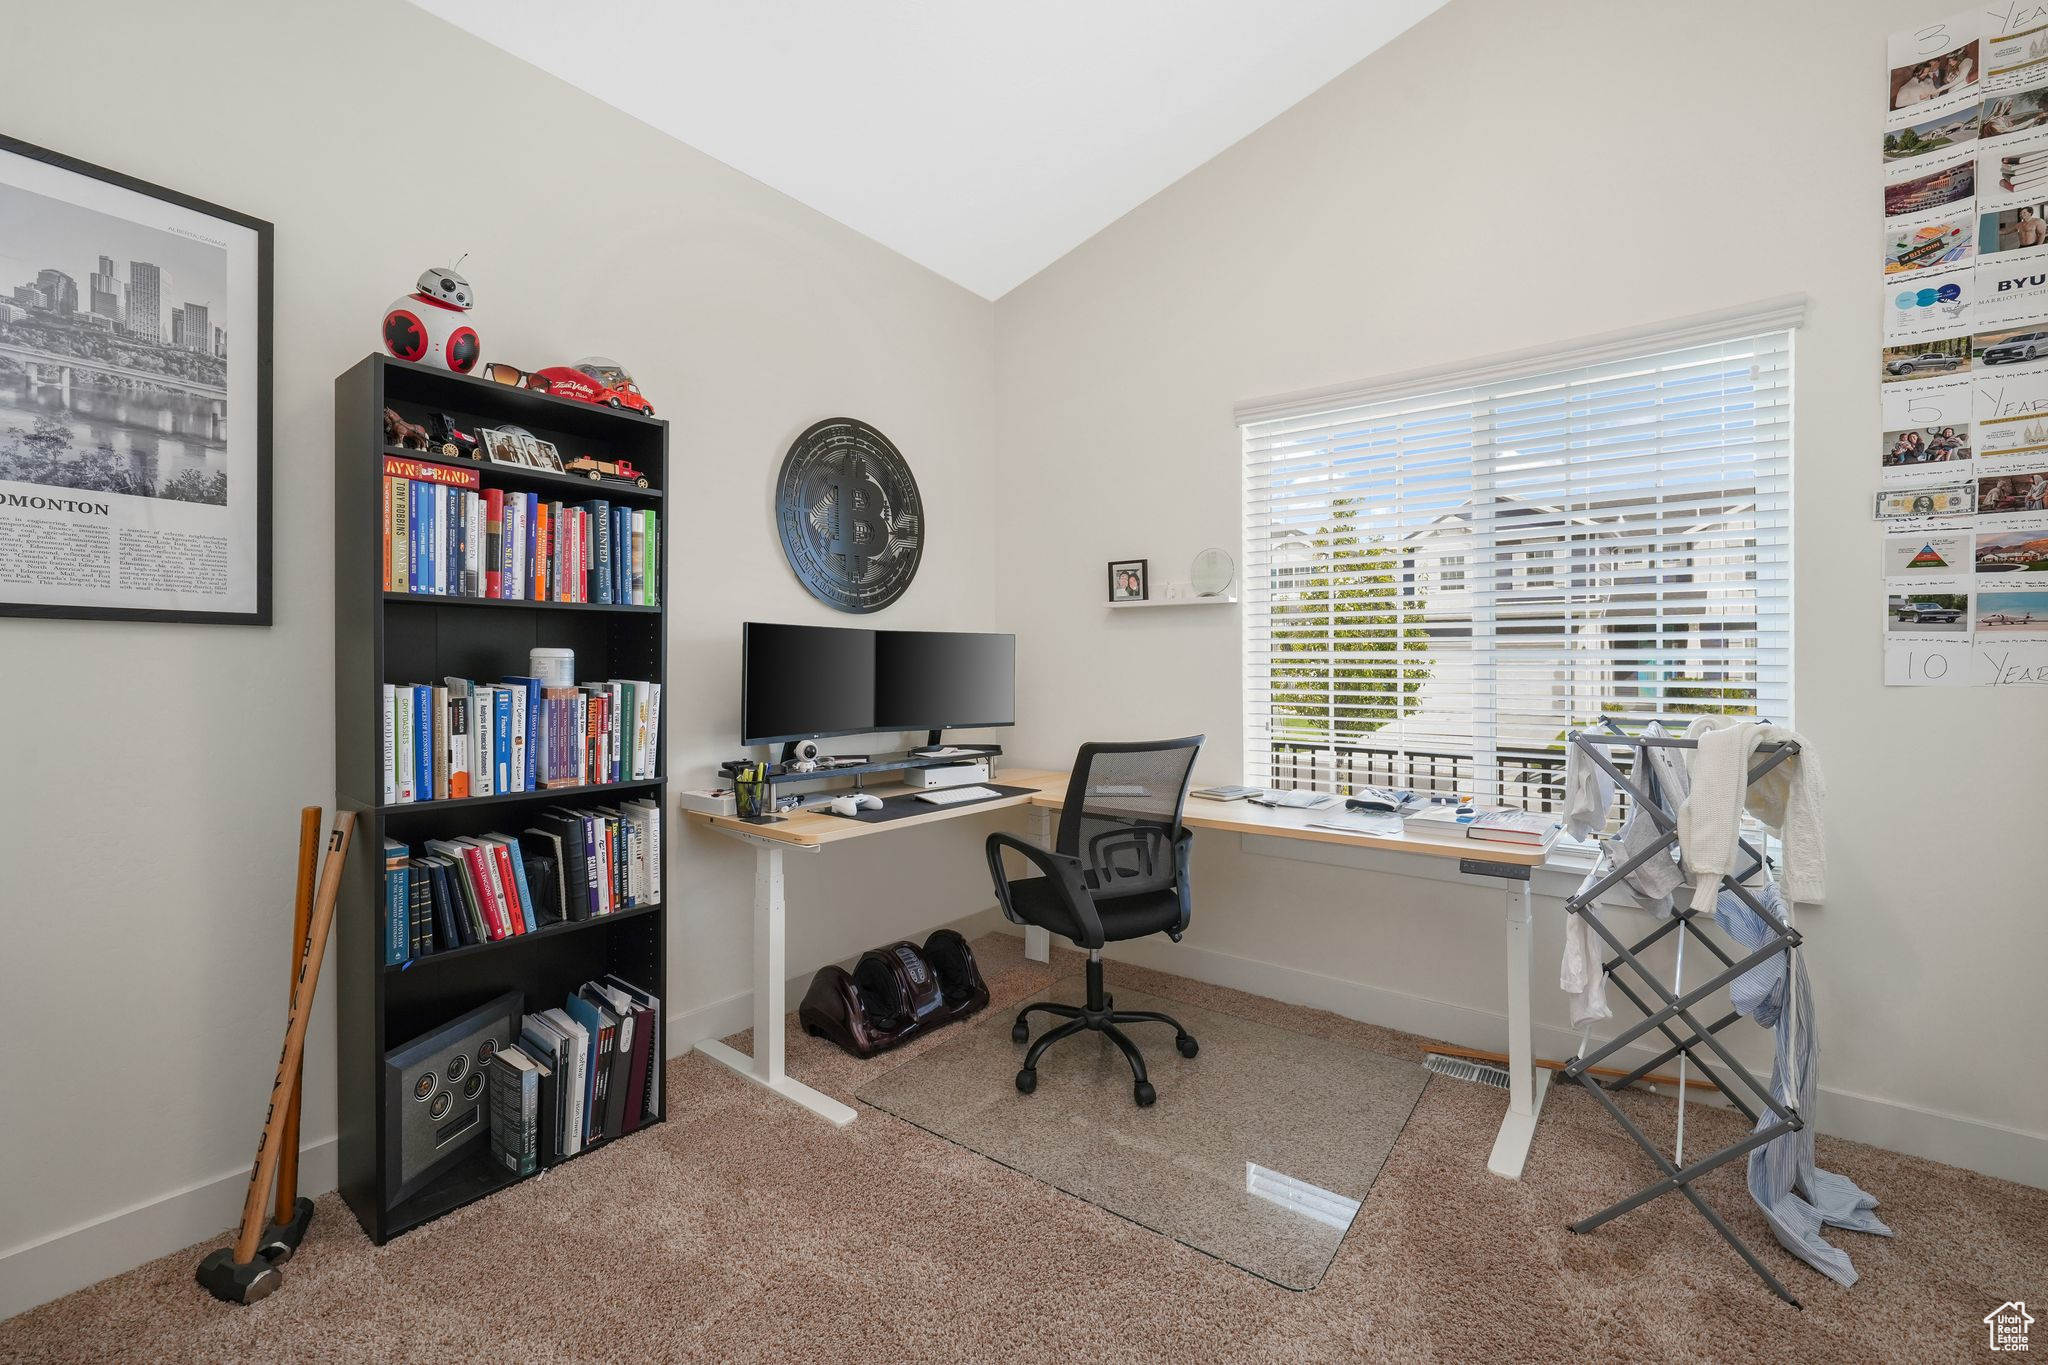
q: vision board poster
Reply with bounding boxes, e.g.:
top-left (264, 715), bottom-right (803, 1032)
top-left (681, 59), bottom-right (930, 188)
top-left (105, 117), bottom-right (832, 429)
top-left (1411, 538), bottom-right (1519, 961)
top-left (1882, 10), bottom-right (2048, 686)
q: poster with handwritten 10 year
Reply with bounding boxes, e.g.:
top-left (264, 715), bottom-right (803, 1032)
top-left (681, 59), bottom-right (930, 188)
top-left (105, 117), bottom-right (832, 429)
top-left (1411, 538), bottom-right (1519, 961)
top-left (1883, 8), bottom-right (2048, 686)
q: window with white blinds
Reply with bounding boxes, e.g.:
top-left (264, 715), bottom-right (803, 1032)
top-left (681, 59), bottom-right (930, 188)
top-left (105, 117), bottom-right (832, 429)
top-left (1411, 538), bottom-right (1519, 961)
top-left (1241, 327), bottom-right (1792, 808)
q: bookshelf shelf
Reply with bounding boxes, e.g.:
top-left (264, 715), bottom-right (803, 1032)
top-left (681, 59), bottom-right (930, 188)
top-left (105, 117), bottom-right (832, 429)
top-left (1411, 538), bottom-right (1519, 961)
top-left (336, 354), bottom-right (670, 1246)
top-left (381, 592), bottom-right (662, 615)
top-left (377, 777), bottom-right (665, 816)
top-left (386, 903), bottom-right (662, 974)
top-left (379, 447), bottom-right (664, 503)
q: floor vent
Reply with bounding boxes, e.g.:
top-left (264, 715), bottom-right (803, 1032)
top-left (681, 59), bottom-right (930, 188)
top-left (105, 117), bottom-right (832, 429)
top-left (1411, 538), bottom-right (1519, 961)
top-left (1422, 1052), bottom-right (1511, 1091)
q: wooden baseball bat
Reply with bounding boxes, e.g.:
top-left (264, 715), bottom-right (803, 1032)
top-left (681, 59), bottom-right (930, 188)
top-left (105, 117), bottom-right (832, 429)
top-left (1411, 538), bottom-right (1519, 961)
top-left (274, 807), bottom-right (322, 1227)
top-left (232, 812), bottom-right (355, 1266)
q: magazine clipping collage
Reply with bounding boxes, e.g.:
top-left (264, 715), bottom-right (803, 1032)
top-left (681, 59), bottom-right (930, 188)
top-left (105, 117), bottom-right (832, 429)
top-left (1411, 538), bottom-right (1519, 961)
top-left (1883, 10), bottom-right (2048, 685)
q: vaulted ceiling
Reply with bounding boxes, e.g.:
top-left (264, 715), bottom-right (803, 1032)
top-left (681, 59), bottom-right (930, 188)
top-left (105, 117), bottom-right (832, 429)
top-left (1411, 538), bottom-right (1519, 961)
top-left (412, 0), bottom-right (1446, 299)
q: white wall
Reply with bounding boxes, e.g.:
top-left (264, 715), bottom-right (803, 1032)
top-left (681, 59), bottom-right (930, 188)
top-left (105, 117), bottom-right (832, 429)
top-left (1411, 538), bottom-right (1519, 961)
top-left (993, 0), bottom-right (2046, 1182)
top-left (0, 0), bottom-right (1000, 1315)
top-left (6, 0), bottom-right (2044, 1322)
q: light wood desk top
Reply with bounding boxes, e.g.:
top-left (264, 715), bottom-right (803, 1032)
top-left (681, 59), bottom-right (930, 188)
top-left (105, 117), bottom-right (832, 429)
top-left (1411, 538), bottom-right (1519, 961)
top-left (687, 768), bottom-right (1555, 865)
top-left (1025, 779), bottom-right (1555, 866)
top-left (684, 768), bottom-right (1067, 847)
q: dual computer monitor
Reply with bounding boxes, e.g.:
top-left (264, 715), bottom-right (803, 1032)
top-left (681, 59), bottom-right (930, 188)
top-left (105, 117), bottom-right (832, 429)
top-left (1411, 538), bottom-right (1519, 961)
top-left (741, 621), bottom-right (1015, 747)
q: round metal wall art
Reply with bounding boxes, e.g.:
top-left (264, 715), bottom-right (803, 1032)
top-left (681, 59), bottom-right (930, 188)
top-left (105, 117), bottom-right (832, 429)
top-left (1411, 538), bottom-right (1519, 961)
top-left (774, 418), bottom-right (924, 613)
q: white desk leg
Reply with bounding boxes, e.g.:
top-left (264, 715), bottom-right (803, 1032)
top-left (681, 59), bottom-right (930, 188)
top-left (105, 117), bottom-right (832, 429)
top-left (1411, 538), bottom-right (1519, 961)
top-left (1487, 877), bottom-right (1550, 1178)
top-left (1022, 806), bottom-right (1052, 963)
top-left (695, 840), bottom-right (857, 1127)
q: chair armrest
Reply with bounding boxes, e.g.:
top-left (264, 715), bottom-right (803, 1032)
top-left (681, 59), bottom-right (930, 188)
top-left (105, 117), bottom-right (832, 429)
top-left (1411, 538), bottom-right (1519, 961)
top-left (985, 831), bottom-right (1106, 949)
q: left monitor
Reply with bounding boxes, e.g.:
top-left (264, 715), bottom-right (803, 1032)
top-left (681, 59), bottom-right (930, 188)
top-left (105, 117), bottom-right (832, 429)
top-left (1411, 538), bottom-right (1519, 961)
top-left (740, 622), bottom-right (877, 746)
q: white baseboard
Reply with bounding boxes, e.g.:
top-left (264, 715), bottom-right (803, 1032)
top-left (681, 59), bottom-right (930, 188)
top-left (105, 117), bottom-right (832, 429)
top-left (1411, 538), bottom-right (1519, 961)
top-left (16, 914), bottom-right (2034, 1325)
top-left (1097, 933), bottom-right (2047, 1190)
top-left (0, 1138), bottom-right (338, 1322)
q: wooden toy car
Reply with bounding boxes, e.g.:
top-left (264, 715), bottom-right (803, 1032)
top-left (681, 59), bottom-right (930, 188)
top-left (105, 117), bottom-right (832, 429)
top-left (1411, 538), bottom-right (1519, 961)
top-left (563, 454), bottom-right (650, 488)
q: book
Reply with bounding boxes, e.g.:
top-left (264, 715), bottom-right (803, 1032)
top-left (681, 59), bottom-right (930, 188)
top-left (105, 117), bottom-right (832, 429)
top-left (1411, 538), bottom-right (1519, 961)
top-left (583, 983), bottom-right (632, 1141)
top-left (412, 683), bottom-right (432, 805)
top-left (487, 1044), bottom-right (539, 1176)
top-left (601, 974), bottom-right (663, 1120)
top-left (380, 684), bottom-right (397, 804)
top-left (493, 688), bottom-right (513, 794)
top-left (1404, 805), bottom-right (1480, 837)
top-left (539, 1007), bottom-right (589, 1156)
top-left (519, 1016), bottom-right (571, 1164)
top-left (430, 685), bottom-right (449, 803)
top-left (1465, 809), bottom-right (1561, 846)
top-left (424, 856), bottom-right (463, 950)
top-left (490, 837), bottom-right (536, 934)
top-left (562, 992), bottom-right (612, 1144)
top-left (408, 857), bottom-right (433, 958)
top-left (382, 838), bottom-right (410, 966)
top-left (393, 687), bottom-right (415, 804)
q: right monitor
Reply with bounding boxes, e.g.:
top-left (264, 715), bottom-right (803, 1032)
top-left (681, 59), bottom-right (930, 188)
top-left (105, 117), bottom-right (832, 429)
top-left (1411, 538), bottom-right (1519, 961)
top-left (874, 629), bottom-right (1017, 734)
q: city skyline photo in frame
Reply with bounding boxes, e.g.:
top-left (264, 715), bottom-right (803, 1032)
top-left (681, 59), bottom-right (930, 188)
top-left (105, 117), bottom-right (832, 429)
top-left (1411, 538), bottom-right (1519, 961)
top-left (0, 134), bottom-right (271, 624)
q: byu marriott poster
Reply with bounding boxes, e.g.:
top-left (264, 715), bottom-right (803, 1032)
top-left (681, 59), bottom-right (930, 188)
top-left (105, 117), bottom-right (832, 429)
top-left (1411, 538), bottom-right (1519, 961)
top-left (1882, 10), bottom-right (2048, 685)
top-left (0, 139), bottom-right (268, 623)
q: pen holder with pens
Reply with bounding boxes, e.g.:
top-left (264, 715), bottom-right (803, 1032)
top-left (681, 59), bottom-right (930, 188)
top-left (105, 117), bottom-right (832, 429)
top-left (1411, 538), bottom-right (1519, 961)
top-left (733, 766), bottom-right (777, 821)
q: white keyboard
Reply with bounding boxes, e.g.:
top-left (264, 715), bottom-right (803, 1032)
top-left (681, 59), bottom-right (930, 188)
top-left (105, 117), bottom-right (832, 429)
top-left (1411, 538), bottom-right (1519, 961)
top-left (915, 785), bottom-right (999, 806)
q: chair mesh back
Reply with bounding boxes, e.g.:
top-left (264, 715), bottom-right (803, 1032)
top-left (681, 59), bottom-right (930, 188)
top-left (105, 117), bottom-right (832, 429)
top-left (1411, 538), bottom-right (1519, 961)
top-left (1059, 739), bottom-right (1203, 899)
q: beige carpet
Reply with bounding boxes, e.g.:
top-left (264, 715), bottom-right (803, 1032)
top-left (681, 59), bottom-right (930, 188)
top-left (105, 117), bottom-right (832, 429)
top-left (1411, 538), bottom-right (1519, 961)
top-left (2, 933), bottom-right (2041, 1363)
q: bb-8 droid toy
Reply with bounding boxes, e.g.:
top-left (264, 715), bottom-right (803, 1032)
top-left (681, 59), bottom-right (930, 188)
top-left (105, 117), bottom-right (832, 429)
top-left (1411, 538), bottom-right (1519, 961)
top-left (381, 265), bottom-right (479, 374)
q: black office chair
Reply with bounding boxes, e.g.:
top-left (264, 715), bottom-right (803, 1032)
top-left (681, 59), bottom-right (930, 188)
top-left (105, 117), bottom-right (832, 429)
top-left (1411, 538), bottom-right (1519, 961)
top-left (984, 736), bottom-right (1204, 1107)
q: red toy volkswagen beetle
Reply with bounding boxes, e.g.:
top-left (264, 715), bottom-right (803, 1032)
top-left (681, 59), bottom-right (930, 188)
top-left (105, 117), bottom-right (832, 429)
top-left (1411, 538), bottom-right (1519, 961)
top-left (525, 357), bottom-right (655, 417)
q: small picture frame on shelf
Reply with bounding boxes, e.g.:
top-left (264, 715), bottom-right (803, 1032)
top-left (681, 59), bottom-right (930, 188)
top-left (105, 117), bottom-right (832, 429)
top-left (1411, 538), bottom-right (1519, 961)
top-left (530, 437), bottom-right (566, 473)
top-left (1108, 558), bottom-right (1148, 602)
top-left (480, 426), bottom-right (528, 467)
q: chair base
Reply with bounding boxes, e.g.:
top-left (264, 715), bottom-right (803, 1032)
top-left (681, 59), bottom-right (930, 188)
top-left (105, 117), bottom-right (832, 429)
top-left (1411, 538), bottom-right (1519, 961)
top-left (1012, 956), bottom-right (1195, 1106)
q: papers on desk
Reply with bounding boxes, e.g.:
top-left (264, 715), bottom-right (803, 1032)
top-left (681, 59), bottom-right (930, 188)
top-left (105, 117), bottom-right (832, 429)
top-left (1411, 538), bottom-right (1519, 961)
top-left (1305, 811), bottom-right (1405, 838)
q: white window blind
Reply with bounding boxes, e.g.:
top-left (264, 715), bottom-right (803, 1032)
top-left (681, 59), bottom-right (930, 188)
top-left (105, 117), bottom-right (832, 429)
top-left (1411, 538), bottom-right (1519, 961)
top-left (1241, 328), bottom-right (1792, 807)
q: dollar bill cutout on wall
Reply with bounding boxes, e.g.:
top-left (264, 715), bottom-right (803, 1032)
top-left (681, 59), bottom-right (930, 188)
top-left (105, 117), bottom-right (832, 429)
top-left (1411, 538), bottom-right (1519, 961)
top-left (1874, 485), bottom-right (1976, 518)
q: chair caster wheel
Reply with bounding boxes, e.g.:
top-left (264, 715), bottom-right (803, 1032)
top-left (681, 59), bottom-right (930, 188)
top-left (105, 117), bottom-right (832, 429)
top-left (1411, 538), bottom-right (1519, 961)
top-left (1134, 1081), bottom-right (1156, 1107)
top-left (1016, 1068), bottom-right (1037, 1094)
top-left (1176, 1035), bottom-right (1199, 1058)
top-left (1011, 1020), bottom-right (1030, 1044)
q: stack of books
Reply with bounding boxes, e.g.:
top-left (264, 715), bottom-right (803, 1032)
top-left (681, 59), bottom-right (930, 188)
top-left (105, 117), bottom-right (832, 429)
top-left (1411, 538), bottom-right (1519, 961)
top-left (381, 457), bottom-right (659, 605)
top-left (381, 676), bottom-right (661, 803)
top-left (379, 799), bottom-right (661, 964)
top-left (488, 976), bottom-right (663, 1176)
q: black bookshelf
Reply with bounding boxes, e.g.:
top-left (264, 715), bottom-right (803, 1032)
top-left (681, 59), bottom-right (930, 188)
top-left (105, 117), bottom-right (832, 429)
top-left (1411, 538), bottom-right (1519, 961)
top-left (335, 355), bottom-right (669, 1244)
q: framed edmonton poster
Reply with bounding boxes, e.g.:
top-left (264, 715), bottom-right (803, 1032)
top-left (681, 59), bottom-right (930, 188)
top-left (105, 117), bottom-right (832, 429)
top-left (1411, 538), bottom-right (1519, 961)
top-left (0, 135), bottom-right (272, 624)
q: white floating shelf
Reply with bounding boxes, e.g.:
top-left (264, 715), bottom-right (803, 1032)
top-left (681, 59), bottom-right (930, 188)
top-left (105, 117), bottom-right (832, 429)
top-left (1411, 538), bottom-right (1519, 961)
top-left (1108, 592), bottom-right (1238, 609)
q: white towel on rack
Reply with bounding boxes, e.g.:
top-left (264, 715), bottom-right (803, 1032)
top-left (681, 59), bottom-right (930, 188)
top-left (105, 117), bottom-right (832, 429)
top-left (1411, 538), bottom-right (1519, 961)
top-left (1560, 859), bottom-right (1612, 1026)
top-left (1562, 739), bottom-right (1615, 842)
top-left (1678, 718), bottom-right (1827, 911)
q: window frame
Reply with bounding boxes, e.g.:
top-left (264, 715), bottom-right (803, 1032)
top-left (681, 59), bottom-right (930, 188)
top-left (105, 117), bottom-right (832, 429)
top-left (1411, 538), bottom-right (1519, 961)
top-left (1235, 300), bottom-right (1802, 806)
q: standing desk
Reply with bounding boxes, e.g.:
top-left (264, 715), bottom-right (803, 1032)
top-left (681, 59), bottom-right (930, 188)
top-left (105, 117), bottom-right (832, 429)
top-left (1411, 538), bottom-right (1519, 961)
top-left (685, 770), bottom-right (1067, 1128)
top-left (684, 771), bottom-right (1558, 1178)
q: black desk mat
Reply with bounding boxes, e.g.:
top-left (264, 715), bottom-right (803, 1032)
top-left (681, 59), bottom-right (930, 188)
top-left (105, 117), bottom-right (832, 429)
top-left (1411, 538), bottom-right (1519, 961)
top-left (830, 782), bottom-right (1039, 824)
